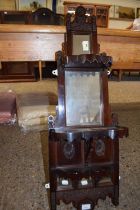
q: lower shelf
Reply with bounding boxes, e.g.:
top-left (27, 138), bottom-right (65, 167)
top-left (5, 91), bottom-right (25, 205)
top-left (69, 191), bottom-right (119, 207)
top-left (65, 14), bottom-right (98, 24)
top-left (50, 185), bottom-right (119, 209)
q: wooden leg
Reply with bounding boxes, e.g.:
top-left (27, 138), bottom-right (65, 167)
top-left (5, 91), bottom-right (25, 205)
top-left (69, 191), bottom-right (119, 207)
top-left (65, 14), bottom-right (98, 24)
top-left (50, 192), bottom-right (56, 210)
top-left (39, 60), bottom-right (42, 80)
top-left (112, 185), bottom-right (119, 206)
top-left (118, 70), bottom-right (122, 81)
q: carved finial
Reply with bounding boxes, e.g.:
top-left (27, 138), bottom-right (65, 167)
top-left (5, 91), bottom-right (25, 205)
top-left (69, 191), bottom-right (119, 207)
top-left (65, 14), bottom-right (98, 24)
top-left (75, 6), bottom-right (86, 17)
top-left (66, 6), bottom-right (97, 31)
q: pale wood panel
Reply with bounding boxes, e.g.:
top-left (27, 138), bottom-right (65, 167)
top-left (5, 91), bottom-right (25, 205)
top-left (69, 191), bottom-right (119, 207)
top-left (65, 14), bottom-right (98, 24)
top-left (98, 35), bottom-right (140, 63)
top-left (98, 28), bottom-right (140, 68)
top-left (98, 28), bottom-right (140, 38)
top-left (0, 24), bottom-right (139, 38)
top-left (0, 33), bottom-right (64, 61)
top-left (0, 24), bottom-right (65, 33)
top-left (0, 24), bottom-right (139, 64)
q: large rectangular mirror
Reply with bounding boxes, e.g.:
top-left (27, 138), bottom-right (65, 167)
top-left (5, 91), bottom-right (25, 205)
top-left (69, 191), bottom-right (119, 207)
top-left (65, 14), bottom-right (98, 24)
top-left (65, 71), bottom-right (103, 126)
top-left (72, 34), bottom-right (91, 55)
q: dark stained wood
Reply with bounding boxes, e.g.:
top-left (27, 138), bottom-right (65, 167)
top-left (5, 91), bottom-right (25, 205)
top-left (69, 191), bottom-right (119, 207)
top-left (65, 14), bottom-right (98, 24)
top-left (0, 61), bottom-right (35, 82)
top-left (65, 6), bottom-right (98, 55)
top-left (55, 53), bottom-right (112, 128)
top-left (0, 10), bottom-right (31, 24)
top-left (48, 7), bottom-right (128, 210)
top-left (30, 7), bottom-right (64, 25)
top-left (63, 1), bottom-right (110, 28)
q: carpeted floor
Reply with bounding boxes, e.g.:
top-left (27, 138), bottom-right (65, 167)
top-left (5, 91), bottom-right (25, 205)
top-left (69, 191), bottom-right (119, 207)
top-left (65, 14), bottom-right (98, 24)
top-left (0, 81), bottom-right (140, 210)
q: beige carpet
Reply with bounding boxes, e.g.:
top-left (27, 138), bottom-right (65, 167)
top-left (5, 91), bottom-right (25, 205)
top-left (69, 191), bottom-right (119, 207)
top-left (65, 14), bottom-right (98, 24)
top-left (0, 80), bottom-right (139, 104)
top-left (0, 80), bottom-right (140, 210)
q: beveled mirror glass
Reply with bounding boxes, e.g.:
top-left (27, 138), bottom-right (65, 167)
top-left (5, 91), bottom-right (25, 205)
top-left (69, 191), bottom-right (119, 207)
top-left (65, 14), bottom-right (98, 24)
top-left (72, 34), bottom-right (91, 55)
top-left (65, 71), bottom-right (102, 126)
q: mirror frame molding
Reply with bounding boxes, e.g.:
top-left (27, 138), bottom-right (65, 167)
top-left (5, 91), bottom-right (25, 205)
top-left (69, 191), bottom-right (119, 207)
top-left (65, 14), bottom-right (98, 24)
top-left (64, 6), bottom-right (99, 55)
top-left (55, 52), bottom-right (112, 129)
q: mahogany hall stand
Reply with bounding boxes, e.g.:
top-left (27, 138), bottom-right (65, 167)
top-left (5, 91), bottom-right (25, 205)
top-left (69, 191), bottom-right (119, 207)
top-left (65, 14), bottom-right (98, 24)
top-left (48, 6), bottom-right (128, 210)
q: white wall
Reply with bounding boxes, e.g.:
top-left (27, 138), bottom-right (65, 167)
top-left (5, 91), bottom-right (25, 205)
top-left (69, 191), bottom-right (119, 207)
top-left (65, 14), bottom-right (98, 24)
top-left (56, 0), bottom-right (140, 29)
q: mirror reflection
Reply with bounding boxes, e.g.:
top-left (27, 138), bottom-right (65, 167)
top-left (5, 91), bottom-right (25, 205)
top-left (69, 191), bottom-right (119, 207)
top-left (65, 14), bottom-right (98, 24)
top-left (65, 71), bottom-right (102, 126)
top-left (72, 34), bottom-right (91, 55)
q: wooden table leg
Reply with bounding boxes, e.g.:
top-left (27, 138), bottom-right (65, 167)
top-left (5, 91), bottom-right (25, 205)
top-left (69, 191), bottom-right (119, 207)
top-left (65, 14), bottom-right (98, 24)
top-left (119, 70), bottom-right (122, 81)
top-left (39, 60), bottom-right (42, 80)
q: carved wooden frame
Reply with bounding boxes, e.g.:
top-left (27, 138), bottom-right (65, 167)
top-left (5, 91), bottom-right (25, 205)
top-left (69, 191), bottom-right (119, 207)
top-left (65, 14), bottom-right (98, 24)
top-left (64, 6), bottom-right (99, 55)
top-left (55, 52), bottom-right (112, 128)
top-left (48, 6), bottom-right (128, 210)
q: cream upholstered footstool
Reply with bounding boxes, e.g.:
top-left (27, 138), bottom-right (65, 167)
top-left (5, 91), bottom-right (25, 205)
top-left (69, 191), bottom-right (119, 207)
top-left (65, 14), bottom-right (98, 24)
top-left (16, 93), bottom-right (57, 132)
